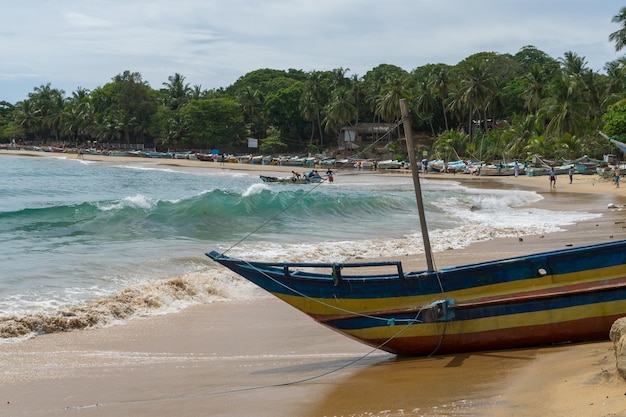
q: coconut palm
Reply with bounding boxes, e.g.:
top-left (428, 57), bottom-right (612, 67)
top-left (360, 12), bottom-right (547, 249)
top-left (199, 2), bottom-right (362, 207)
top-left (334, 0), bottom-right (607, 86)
top-left (162, 73), bottom-right (191, 110)
top-left (13, 99), bottom-right (42, 141)
top-left (299, 71), bottom-right (326, 145)
top-left (428, 68), bottom-right (450, 130)
top-left (539, 74), bottom-right (590, 138)
top-left (375, 73), bottom-right (408, 123)
top-left (610, 7), bottom-right (626, 52)
top-left (414, 77), bottom-right (439, 136)
top-left (323, 88), bottom-right (356, 136)
top-left (450, 63), bottom-right (496, 141)
top-left (520, 64), bottom-right (549, 114)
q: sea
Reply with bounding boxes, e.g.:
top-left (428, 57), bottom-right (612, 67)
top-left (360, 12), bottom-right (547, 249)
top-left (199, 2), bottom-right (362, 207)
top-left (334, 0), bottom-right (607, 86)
top-left (0, 154), bottom-right (601, 342)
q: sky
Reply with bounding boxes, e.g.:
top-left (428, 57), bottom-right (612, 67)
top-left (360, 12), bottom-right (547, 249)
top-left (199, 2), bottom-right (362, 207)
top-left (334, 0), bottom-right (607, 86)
top-left (0, 0), bottom-right (623, 104)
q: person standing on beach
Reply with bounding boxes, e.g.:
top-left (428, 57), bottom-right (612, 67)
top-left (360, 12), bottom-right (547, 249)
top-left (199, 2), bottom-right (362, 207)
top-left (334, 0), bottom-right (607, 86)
top-left (615, 167), bottom-right (621, 188)
top-left (569, 167), bottom-right (573, 184)
top-left (549, 168), bottom-right (556, 188)
top-left (326, 168), bottom-right (334, 183)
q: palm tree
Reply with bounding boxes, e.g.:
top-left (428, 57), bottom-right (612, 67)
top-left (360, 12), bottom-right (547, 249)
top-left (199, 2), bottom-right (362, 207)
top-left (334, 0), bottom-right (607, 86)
top-left (500, 114), bottom-right (541, 159)
top-left (610, 7), bottom-right (626, 52)
top-left (452, 63), bottom-right (496, 141)
top-left (414, 78), bottom-right (439, 136)
top-left (539, 74), bottom-right (589, 138)
top-left (375, 73), bottom-right (408, 122)
top-left (62, 88), bottom-right (93, 144)
top-left (299, 71), bottom-right (326, 145)
top-left (520, 64), bottom-right (548, 114)
top-left (29, 83), bottom-right (66, 143)
top-left (323, 88), bottom-right (356, 137)
top-left (238, 86), bottom-right (263, 137)
top-left (330, 67), bottom-right (350, 90)
top-left (13, 99), bottom-right (42, 141)
top-left (162, 73), bottom-right (191, 110)
top-left (428, 68), bottom-right (450, 130)
top-left (604, 60), bottom-right (626, 106)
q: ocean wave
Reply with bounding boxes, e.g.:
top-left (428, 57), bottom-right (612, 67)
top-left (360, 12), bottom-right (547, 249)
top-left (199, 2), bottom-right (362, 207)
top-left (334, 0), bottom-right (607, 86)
top-left (0, 268), bottom-right (261, 341)
top-left (0, 187), bottom-right (419, 243)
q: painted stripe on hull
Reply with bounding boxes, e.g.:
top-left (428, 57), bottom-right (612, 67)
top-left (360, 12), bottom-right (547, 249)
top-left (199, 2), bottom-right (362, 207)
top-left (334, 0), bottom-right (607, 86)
top-left (314, 300), bottom-right (626, 355)
top-left (273, 275), bottom-right (626, 321)
top-left (358, 314), bottom-right (624, 356)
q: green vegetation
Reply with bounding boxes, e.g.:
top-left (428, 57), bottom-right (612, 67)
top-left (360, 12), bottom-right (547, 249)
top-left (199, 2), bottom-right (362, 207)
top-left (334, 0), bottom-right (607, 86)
top-left (3, 7), bottom-right (626, 162)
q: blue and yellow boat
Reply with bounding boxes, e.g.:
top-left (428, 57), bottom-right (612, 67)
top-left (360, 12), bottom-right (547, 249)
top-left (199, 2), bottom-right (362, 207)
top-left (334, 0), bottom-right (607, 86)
top-left (207, 241), bottom-right (626, 356)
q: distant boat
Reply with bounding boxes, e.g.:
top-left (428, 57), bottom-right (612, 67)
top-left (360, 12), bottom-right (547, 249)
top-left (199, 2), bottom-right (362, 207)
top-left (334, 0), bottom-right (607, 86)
top-left (208, 100), bottom-right (626, 356)
top-left (526, 164), bottom-right (572, 177)
top-left (259, 175), bottom-right (324, 184)
top-left (478, 162), bottom-right (524, 176)
top-left (572, 156), bottom-right (604, 175)
top-left (195, 153), bottom-right (216, 162)
top-left (250, 155), bottom-right (264, 164)
top-left (377, 160), bottom-right (404, 169)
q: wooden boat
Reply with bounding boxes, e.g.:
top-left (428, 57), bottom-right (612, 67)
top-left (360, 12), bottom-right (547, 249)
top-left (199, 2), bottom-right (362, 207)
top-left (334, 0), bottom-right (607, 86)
top-left (208, 100), bottom-right (626, 357)
top-left (572, 156), bottom-right (604, 175)
top-left (525, 164), bottom-right (572, 177)
top-left (195, 153), bottom-right (216, 162)
top-left (377, 159), bottom-right (404, 169)
top-left (478, 162), bottom-right (525, 176)
top-left (259, 175), bottom-right (324, 184)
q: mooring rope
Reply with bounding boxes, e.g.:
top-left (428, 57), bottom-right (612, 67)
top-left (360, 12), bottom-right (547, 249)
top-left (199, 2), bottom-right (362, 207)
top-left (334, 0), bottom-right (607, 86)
top-left (219, 178), bottom-right (327, 257)
top-left (211, 149), bottom-right (451, 392)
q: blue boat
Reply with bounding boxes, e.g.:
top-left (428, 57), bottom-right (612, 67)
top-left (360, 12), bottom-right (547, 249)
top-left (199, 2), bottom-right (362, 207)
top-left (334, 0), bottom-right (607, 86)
top-left (207, 241), bottom-right (626, 356)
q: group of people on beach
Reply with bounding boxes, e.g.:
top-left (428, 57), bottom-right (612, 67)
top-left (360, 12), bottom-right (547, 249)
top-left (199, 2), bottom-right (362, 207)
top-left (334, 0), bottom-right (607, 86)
top-left (290, 168), bottom-right (334, 183)
top-left (549, 165), bottom-right (622, 189)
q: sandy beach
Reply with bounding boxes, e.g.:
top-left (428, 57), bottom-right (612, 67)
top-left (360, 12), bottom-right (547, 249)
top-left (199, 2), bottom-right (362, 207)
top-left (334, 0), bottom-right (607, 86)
top-left (1, 149), bottom-right (626, 417)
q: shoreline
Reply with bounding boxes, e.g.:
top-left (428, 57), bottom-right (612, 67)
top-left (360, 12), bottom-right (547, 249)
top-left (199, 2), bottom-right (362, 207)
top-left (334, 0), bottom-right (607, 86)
top-left (2, 148), bottom-right (623, 196)
top-left (1, 149), bottom-right (626, 416)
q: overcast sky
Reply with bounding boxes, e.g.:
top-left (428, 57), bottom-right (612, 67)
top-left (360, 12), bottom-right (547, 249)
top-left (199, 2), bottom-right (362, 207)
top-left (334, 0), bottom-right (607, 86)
top-left (0, 1), bottom-right (622, 104)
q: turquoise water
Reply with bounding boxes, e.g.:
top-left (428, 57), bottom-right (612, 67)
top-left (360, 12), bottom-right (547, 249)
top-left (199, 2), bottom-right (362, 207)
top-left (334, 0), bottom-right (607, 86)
top-left (0, 154), bottom-right (600, 340)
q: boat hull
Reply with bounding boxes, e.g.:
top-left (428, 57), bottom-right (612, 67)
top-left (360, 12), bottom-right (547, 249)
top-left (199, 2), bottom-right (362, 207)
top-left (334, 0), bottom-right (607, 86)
top-left (207, 240), bottom-right (626, 356)
top-left (260, 175), bottom-right (324, 184)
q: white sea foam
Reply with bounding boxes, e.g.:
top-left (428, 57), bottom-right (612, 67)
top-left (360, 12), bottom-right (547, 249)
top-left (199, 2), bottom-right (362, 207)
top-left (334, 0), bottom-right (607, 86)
top-left (242, 182), bottom-right (270, 196)
top-left (96, 194), bottom-right (156, 211)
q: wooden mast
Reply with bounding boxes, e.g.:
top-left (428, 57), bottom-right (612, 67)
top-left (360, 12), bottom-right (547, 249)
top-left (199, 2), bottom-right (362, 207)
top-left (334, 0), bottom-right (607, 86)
top-left (400, 99), bottom-right (435, 271)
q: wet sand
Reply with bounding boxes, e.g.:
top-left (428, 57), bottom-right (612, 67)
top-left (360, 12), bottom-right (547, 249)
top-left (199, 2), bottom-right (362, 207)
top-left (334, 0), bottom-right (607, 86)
top-left (1, 149), bottom-right (626, 416)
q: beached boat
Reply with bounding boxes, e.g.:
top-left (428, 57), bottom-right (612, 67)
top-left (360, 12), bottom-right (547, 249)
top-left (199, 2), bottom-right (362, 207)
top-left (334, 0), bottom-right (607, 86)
top-left (478, 162), bottom-right (525, 176)
top-left (208, 100), bottom-right (626, 356)
top-left (259, 175), bottom-right (324, 184)
top-left (429, 159), bottom-right (469, 173)
top-left (377, 159), bottom-right (404, 169)
top-left (195, 153), bottom-right (216, 162)
top-left (572, 156), bottom-right (604, 175)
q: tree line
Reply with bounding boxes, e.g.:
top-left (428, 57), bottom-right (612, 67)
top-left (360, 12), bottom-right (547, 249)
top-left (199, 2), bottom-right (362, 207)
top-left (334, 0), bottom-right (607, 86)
top-left (2, 7), bottom-right (626, 162)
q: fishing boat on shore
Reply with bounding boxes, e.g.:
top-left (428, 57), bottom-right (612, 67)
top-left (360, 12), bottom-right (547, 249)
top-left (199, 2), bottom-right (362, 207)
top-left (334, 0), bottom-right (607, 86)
top-left (478, 162), bottom-right (524, 176)
top-left (208, 100), bottom-right (626, 356)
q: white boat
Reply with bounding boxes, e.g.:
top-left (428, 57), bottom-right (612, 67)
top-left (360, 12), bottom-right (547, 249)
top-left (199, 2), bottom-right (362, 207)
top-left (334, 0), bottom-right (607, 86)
top-left (377, 160), bottom-right (404, 169)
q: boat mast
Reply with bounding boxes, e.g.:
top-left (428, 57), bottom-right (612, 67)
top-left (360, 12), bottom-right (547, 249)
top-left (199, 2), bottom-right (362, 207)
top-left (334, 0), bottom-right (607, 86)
top-left (400, 99), bottom-right (435, 271)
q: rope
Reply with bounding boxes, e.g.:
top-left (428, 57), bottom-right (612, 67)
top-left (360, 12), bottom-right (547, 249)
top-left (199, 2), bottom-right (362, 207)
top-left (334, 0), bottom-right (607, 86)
top-left (232, 257), bottom-right (449, 359)
top-left (219, 178), bottom-right (327, 257)
top-left (62, 305), bottom-right (428, 411)
top-left (211, 152), bottom-right (451, 388)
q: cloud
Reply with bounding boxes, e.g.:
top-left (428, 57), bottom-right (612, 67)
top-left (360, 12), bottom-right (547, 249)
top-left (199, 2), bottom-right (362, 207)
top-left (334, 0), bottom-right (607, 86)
top-left (0, 0), bottom-right (621, 103)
